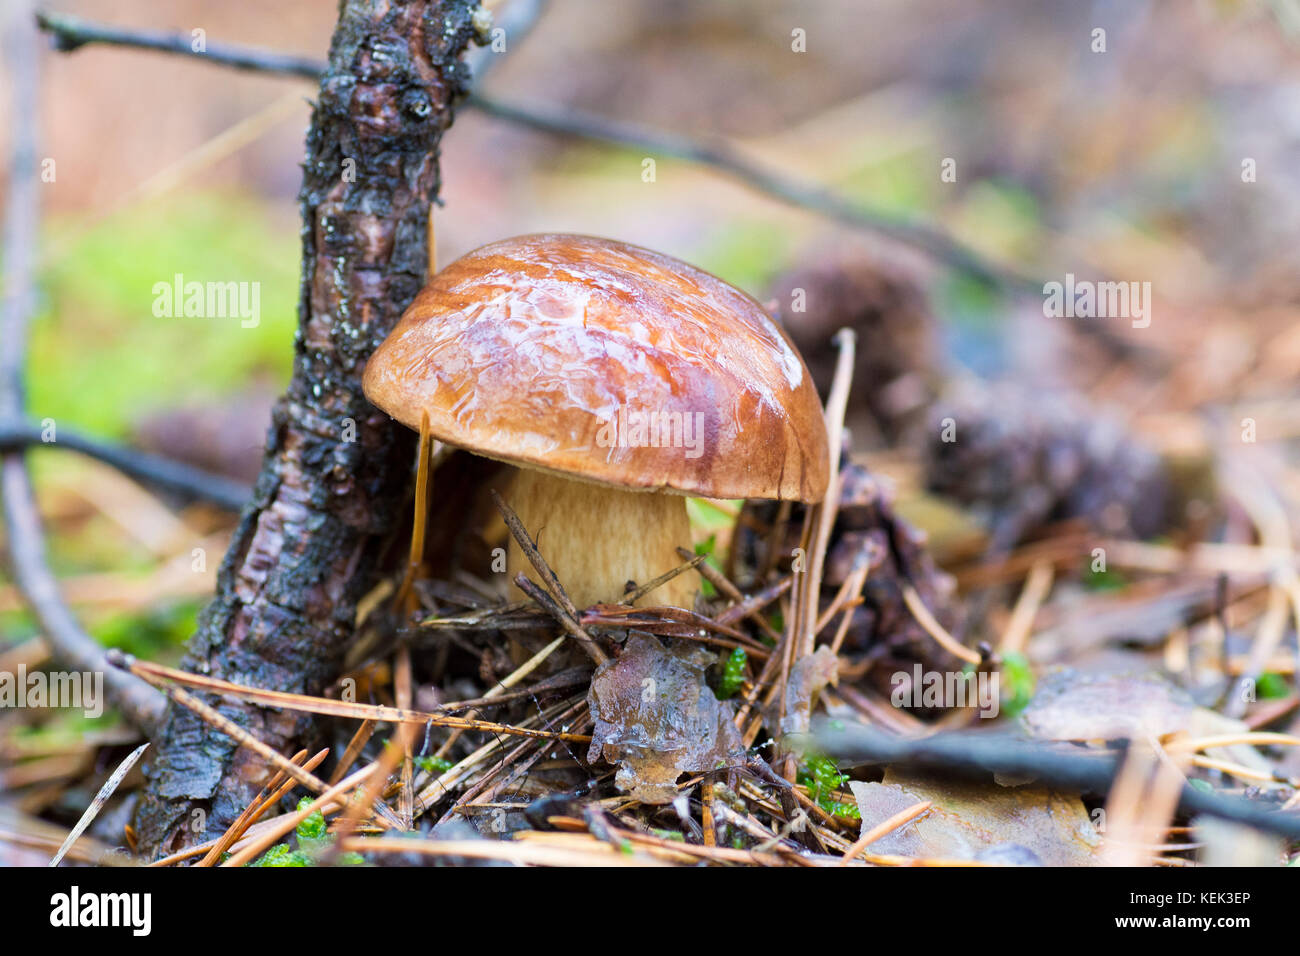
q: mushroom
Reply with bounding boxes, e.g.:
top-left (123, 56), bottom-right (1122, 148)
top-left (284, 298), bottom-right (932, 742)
top-left (363, 233), bottom-right (829, 610)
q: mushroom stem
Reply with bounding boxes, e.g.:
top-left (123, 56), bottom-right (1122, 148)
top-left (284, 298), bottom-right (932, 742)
top-left (506, 468), bottom-right (695, 610)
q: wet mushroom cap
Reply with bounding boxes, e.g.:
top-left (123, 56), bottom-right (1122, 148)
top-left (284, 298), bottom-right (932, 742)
top-left (363, 233), bottom-right (829, 503)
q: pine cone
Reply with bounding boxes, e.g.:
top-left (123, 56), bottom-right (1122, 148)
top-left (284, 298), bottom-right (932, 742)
top-left (770, 245), bottom-right (938, 443)
top-left (923, 380), bottom-right (1171, 543)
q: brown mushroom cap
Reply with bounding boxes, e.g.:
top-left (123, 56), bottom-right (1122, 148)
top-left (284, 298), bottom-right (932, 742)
top-left (363, 233), bottom-right (829, 502)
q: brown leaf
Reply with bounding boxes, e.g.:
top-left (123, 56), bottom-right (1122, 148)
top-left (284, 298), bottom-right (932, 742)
top-left (850, 769), bottom-right (1102, 865)
top-left (587, 634), bottom-right (743, 804)
top-left (1021, 669), bottom-right (1196, 741)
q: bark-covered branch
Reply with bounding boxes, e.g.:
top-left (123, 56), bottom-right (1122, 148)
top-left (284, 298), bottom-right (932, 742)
top-left (132, 0), bottom-right (483, 856)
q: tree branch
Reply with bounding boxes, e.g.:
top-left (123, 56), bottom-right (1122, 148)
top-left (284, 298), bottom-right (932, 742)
top-left (33, 6), bottom-right (1028, 292)
top-left (815, 719), bottom-right (1300, 841)
top-left (1, 0), bottom-right (165, 734)
top-left (35, 9), bottom-right (323, 79)
top-left (130, 0), bottom-right (483, 857)
top-left (0, 420), bottom-right (250, 511)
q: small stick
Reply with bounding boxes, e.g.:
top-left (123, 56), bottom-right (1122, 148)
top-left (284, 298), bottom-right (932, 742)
top-left (395, 644), bottom-right (416, 828)
top-left (320, 738), bottom-right (409, 865)
top-left (432, 634), bottom-right (566, 760)
top-left (414, 695), bottom-right (585, 812)
top-left (776, 510), bottom-right (816, 753)
top-left (622, 552), bottom-right (707, 605)
top-left (582, 604), bottom-right (763, 649)
top-left (677, 545), bottom-right (784, 644)
top-left (48, 743), bottom-right (148, 867)
top-left (815, 561), bottom-right (868, 634)
top-left (1164, 731), bottom-right (1300, 753)
top-left (999, 559), bottom-right (1054, 654)
top-left (198, 747), bottom-right (311, 866)
top-left (109, 651), bottom-right (591, 741)
top-left (515, 573), bottom-right (609, 665)
top-left (328, 719), bottom-right (377, 786)
top-left (1190, 754), bottom-right (1298, 786)
top-left (491, 488), bottom-right (581, 622)
top-left (902, 585), bottom-right (982, 665)
top-left (151, 683), bottom-right (333, 798)
top-left (798, 329), bottom-right (857, 667)
top-left (827, 564), bottom-right (870, 655)
top-left (338, 835), bottom-right (674, 867)
top-left (701, 780), bottom-right (717, 847)
top-left (714, 575), bottom-right (792, 628)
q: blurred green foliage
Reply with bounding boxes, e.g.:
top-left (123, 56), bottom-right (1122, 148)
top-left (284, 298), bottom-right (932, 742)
top-left (33, 192), bottom-right (297, 437)
top-left (91, 601), bottom-right (200, 661)
top-left (997, 650), bottom-right (1036, 718)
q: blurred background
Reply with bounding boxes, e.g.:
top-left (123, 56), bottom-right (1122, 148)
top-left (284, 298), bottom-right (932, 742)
top-left (4, 0), bottom-right (1300, 819)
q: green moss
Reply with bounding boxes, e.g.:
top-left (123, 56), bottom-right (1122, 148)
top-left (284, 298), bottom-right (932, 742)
top-left (91, 601), bottom-right (200, 658)
top-left (717, 647), bottom-right (748, 700)
top-left (1084, 563), bottom-right (1129, 592)
top-left (414, 755), bottom-right (454, 775)
top-left (246, 796), bottom-right (367, 867)
top-left (249, 843), bottom-right (311, 867)
top-left (1256, 672), bottom-right (1291, 700)
top-left (295, 796), bottom-right (328, 840)
top-left (998, 651), bottom-right (1035, 717)
top-left (797, 754), bottom-right (860, 820)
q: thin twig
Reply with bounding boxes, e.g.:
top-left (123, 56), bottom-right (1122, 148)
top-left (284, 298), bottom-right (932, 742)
top-left (513, 573), bottom-right (609, 665)
top-left (197, 748), bottom-right (329, 867)
top-left (492, 489), bottom-right (580, 618)
top-left (221, 763), bottom-right (379, 868)
top-left (32, 9), bottom-right (1026, 290)
top-left (35, 10), bottom-right (324, 77)
top-left (836, 800), bottom-right (931, 866)
top-left (0, 419), bottom-right (249, 510)
top-left (902, 585), bottom-right (982, 665)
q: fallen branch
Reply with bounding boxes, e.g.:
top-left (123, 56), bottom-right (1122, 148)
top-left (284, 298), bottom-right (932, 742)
top-left (815, 719), bottom-right (1300, 840)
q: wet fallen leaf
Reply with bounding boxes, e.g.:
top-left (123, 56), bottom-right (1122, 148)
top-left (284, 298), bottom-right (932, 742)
top-left (1020, 669), bottom-right (1197, 741)
top-left (850, 769), bottom-right (1103, 865)
top-left (587, 634), bottom-right (744, 804)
